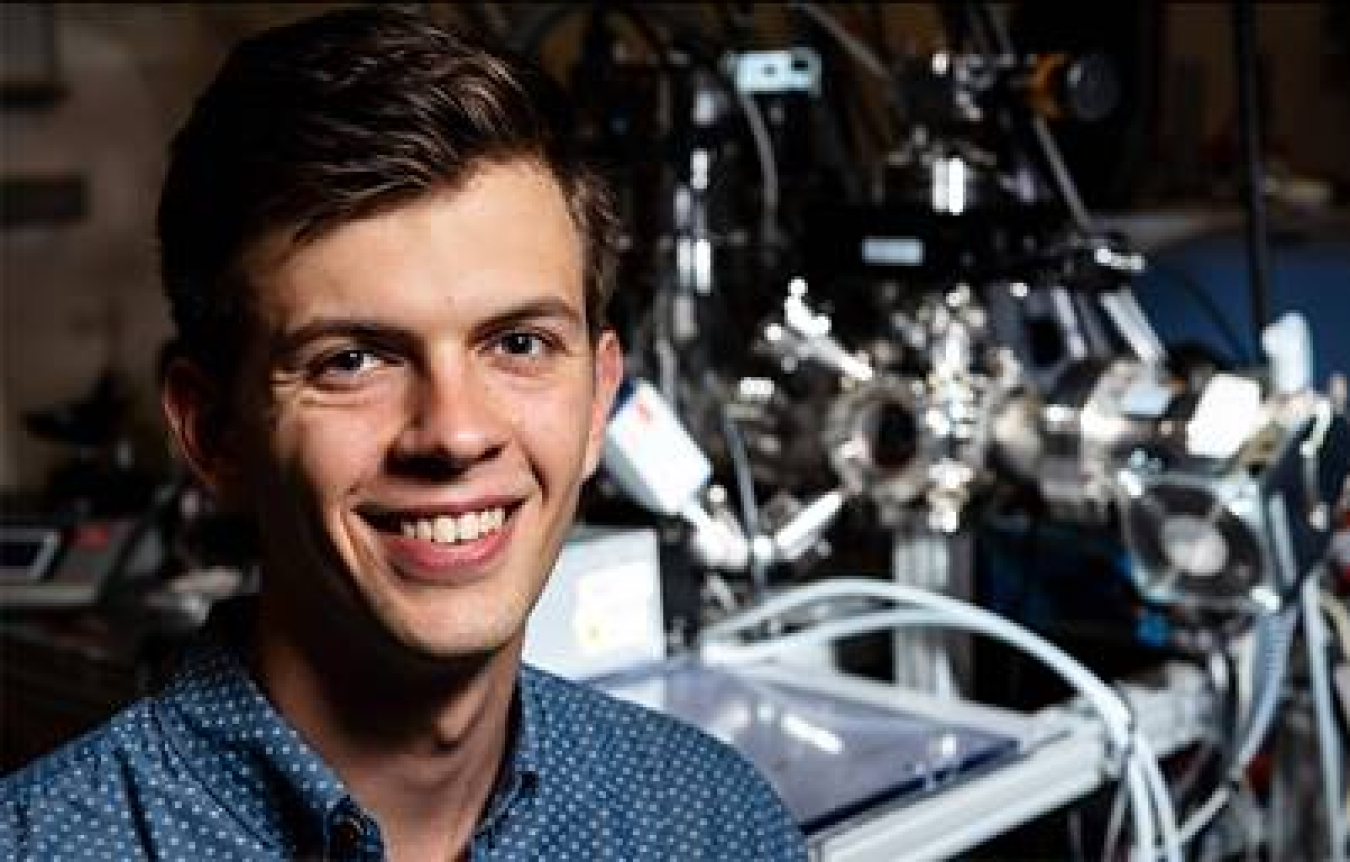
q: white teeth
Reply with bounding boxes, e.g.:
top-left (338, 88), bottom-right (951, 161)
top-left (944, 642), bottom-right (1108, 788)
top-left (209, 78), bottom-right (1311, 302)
top-left (433, 515), bottom-right (457, 544)
top-left (458, 512), bottom-right (479, 541)
top-left (400, 507), bottom-right (505, 545)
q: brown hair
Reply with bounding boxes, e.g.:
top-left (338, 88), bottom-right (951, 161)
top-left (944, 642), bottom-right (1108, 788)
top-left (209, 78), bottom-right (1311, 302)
top-left (157, 6), bottom-right (619, 378)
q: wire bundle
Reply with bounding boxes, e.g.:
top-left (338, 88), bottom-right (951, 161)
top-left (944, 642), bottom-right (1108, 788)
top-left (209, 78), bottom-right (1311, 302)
top-left (698, 577), bottom-right (1184, 862)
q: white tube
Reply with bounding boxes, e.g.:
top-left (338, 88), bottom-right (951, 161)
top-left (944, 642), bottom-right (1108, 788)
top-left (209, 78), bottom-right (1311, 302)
top-left (1302, 572), bottom-right (1348, 862)
top-left (1319, 588), bottom-right (1350, 693)
top-left (1141, 604), bottom-right (1296, 856)
top-left (701, 579), bottom-right (1133, 728)
top-left (698, 578), bottom-right (1182, 862)
top-left (703, 607), bottom-right (1168, 858)
top-left (702, 609), bottom-right (957, 666)
top-left (1127, 758), bottom-right (1159, 862)
top-left (730, 84), bottom-right (781, 253)
top-left (1174, 786), bottom-right (1233, 847)
top-left (1319, 588), bottom-right (1350, 820)
top-left (1135, 733), bottom-right (1181, 862)
top-left (1236, 608), bottom-right (1296, 770)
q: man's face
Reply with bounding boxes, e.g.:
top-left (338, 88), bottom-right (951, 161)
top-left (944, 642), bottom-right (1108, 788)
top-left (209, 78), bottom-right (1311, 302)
top-left (192, 159), bottom-right (621, 664)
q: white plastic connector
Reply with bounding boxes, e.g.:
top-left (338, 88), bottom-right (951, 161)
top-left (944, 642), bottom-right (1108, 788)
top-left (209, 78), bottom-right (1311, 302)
top-left (1262, 311), bottom-right (1314, 395)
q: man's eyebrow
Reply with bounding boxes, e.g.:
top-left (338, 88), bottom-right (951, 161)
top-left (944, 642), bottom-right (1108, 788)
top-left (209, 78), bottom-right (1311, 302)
top-left (270, 297), bottom-right (587, 355)
top-left (480, 297), bottom-right (586, 334)
top-left (271, 319), bottom-right (413, 358)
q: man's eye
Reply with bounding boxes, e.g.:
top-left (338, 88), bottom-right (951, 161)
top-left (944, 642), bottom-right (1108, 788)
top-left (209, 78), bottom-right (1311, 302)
top-left (498, 331), bottom-right (549, 358)
top-left (316, 348), bottom-right (381, 377)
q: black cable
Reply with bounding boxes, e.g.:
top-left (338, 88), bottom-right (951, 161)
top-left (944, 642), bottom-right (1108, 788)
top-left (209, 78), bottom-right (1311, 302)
top-left (1067, 804), bottom-right (1086, 862)
top-left (935, 4), bottom-right (973, 53)
top-left (863, 3), bottom-right (895, 69)
top-left (798, 3), bottom-right (899, 160)
top-left (505, 5), bottom-right (577, 58)
top-left (720, 406), bottom-right (765, 593)
top-left (99, 473), bottom-right (188, 605)
top-left (1164, 647), bottom-right (1238, 847)
top-left (507, 2), bottom-right (787, 326)
top-left (978, 1), bottom-right (1099, 231)
top-left (1218, 644), bottom-right (1242, 771)
top-left (509, 4), bottom-right (694, 77)
top-left (1231, 0), bottom-right (1274, 350)
top-left (1098, 748), bottom-right (1131, 860)
top-left (784, 4), bottom-right (874, 202)
top-left (961, 1), bottom-right (1000, 56)
top-left (1147, 261), bottom-right (1251, 366)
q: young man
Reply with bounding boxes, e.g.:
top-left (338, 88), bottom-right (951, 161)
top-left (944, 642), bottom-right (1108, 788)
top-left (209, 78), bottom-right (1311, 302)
top-left (1, 7), bottom-right (807, 860)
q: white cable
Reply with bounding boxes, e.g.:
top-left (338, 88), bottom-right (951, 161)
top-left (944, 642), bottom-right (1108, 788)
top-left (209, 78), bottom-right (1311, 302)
top-left (976, 2), bottom-right (1096, 234)
top-left (703, 607), bottom-right (1171, 860)
top-left (729, 84), bottom-right (781, 253)
top-left (1235, 607), bottom-right (1296, 771)
top-left (1156, 603), bottom-right (1302, 854)
top-left (1301, 572), bottom-right (1349, 861)
top-left (704, 608), bottom-right (958, 665)
top-left (1135, 733), bottom-right (1179, 862)
top-left (1102, 775), bottom-right (1130, 860)
top-left (1175, 785), bottom-right (1233, 847)
top-left (1126, 757), bottom-right (1161, 862)
top-left (1320, 588), bottom-right (1350, 673)
top-left (701, 579), bottom-right (1133, 731)
top-left (697, 578), bottom-right (1182, 862)
top-left (1029, 114), bottom-right (1094, 234)
top-left (1318, 588), bottom-right (1350, 821)
top-left (1232, 779), bottom-right (1264, 861)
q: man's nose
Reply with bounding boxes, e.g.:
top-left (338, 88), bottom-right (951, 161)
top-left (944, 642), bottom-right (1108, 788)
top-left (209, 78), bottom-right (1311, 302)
top-left (390, 359), bottom-right (507, 472)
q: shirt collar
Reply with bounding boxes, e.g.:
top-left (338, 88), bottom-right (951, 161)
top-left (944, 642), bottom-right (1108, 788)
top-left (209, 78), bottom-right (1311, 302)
top-left (512, 665), bottom-right (546, 780)
top-left (153, 599), bottom-right (549, 851)
top-left (152, 599), bottom-right (354, 853)
top-left (476, 664), bottom-right (546, 835)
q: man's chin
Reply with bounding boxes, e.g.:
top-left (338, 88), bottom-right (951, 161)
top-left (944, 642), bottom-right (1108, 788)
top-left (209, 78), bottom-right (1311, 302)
top-left (378, 616), bottom-right (522, 674)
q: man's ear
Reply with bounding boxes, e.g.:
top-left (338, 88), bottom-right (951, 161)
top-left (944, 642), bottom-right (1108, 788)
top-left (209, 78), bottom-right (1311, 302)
top-left (160, 357), bottom-right (247, 505)
top-left (583, 330), bottom-right (623, 480)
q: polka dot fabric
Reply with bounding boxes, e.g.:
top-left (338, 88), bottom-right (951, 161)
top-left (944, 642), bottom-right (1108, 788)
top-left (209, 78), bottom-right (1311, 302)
top-left (1, 608), bottom-right (807, 860)
top-left (498, 665), bottom-right (807, 860)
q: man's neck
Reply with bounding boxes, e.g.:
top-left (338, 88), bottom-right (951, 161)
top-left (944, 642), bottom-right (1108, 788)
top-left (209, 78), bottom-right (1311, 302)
top-left (249, 592), bottom-right (520, 861)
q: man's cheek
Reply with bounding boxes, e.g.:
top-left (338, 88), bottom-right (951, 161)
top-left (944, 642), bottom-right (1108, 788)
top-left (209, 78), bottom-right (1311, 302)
top-left (284, 410), bottom-right (383, 466)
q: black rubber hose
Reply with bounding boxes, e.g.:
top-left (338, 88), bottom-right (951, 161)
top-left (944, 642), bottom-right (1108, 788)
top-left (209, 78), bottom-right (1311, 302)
top-left (1232, 0), bottom-right (1274, 353)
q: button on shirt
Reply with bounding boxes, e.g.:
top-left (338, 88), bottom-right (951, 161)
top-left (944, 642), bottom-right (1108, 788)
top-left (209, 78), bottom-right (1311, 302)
top-left (1, 618), bottom-right (807, 861)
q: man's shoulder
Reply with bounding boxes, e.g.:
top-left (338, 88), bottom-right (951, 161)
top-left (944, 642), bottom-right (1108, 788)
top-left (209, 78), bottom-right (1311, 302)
top-left (518, 664), bottom-right (809, 859)
top-left (1, 696), bottom-right (162, 822)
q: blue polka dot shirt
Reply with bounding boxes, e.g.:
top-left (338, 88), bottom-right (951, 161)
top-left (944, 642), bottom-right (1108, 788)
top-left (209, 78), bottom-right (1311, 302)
top-left (1, 614), bottom-right (807, 860)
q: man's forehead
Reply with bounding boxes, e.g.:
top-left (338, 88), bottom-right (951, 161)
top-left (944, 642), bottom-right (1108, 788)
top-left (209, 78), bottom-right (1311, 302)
top-left (240, 157), bottom-right (575, 285)
top-left (235, 163), bottom-right (585, 330)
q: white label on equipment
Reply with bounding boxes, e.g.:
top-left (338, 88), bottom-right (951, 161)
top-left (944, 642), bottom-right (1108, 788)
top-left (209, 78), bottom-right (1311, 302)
top-left (573, 563), bottom-right (657, 657)
top-left (862, 237), bottom-right (924, 266)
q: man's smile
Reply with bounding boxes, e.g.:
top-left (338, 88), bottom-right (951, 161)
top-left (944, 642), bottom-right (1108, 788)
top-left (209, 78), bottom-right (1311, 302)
top-left (359, 502), bottom-right (517, 546)
top-left (398, 507), bottom-right (507, 544)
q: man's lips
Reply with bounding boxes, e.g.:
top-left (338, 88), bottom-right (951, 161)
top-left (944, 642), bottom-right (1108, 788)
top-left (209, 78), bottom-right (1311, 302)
top-left (359, 499), bottom-right (519, 536)
top-left (357, 500), bottom-right (520, 580)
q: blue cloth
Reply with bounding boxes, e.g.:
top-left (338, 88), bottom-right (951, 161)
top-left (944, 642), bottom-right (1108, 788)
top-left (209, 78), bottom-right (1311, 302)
top-left (1, 611), bottom-right (807, 861)
top-left (1131, 222), bottom-right (1350, 385)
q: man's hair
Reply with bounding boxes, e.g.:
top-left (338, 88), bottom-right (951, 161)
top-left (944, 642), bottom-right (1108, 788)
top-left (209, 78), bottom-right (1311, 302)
top-left (158, 5), bottom-right (619, 377)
